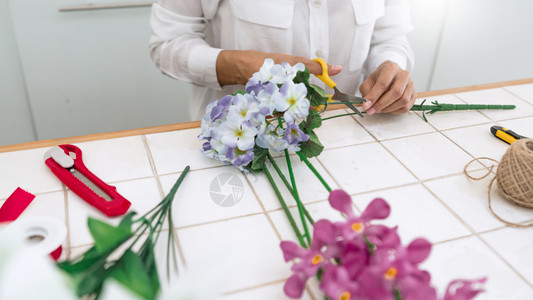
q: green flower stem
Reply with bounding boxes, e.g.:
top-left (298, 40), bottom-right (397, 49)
top-left (321, 112), bottom-right (363, 121)
top-left (284, 149), bottom-right (311, 246)
top-left (410, 103), bottom-right (516, 111)
top-left (267, 153), bottom-right (315, 225)
top-left (277, 113), bottom-right (311, 245)
top-left (331, 101), bottom-right (366, 105)
top-left (264, 164), bottom-right (307, 248)
top-left (296, 152), bottom-right (332, 192)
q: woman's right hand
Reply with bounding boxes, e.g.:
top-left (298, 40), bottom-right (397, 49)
top-left (215, 50), bottom-right (342, 86)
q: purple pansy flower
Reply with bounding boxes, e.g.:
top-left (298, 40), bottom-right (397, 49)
top-left (226, 147), bottom-right (254, 167)
top-left (283, 122), bottom-right (309, 152)
top-left (273, 81), bottom-right (309, 123)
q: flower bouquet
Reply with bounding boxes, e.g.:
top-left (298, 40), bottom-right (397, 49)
top-left (199, 59), bottom-right (486, 299)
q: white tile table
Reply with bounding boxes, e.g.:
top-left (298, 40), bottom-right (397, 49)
top-left (1, 80), bottom-right (533, 299)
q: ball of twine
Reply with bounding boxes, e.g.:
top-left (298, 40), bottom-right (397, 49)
top-left (464, 138), bottom-right (533, 227)
top-left (496, 138), bottom-right (533, 207)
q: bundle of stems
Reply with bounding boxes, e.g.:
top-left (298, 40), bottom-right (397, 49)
top-left (58, 166), bottom-right (190, 300)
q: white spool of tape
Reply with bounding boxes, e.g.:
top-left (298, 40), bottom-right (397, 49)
top-left (3, 217), bottom-right (66, 257)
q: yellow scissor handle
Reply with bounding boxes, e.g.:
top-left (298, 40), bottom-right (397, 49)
top-left (313, 58), bottom-right (337, 89)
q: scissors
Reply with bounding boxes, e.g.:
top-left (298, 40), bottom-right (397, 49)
top-left (313, 58), bottom-right (366, 118)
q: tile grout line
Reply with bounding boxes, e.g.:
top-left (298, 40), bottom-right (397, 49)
top-left (502, 87), bottom-right (533, 107)
top-left (349, 108), bottom-right (486, 239)
top-left (241, 169), bottom-right (285, 242)
top-left (220, 279), bottom-right (287, 296)
top-left (141, 135), bottom-right (188, 269)
top-left (242, 168), bottom-right (319, 300)
top-left (453, 93), bottom-right (497, 122)
top-left (392, 109), bottom-right (490, 237)
top-left (476, 234), bottom-right (533, 289)
top-left (380, 105), bottom-right (533, 284)
top-left (62, 183), bottom-right (72, 260)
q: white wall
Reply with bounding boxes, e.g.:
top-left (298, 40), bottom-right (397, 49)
top-left (407, 0), bottom-right (450, 92)
top-left (430, 0), bottom-right (533, 90)
top-left (1, 0), bottom-right (532, 146)
top-left (8, 0), bottom-right (191, 142)
top-left (0, 0), bottom-right (36, 145)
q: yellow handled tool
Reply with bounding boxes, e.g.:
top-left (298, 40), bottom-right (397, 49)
top-left (490, 126), bottom-right (528, 144)
top-left (313, 58), bottom-right (367, 118)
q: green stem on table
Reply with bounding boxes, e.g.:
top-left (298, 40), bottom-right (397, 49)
top-left (296, 152), bottom-right (332, 192)
top-left (321, 112), bottom-right (363, 121)
top-left (410, 102), bottom-right (516, 111)
top-left (264, 165), bottom-right (307, 248)
top-left (284, 149), bottom-right (311, 246)
top-left (267, 153), bottom-right (315, 225)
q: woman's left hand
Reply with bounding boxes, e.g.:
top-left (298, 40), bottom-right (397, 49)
top-left (359, 61), bottom-right (416, 115)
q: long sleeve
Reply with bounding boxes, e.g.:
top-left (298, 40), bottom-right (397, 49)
top-left (366, 0), bottom-right (414, 74)
top-left (149, 0), bottom-right (222, 90)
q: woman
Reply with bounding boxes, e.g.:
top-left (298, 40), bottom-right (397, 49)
top-left (149, 0), bottom-right (415, 120)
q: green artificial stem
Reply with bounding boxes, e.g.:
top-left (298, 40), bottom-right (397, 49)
top-left (321, 112), bottom-right (363, 121)
top-left (264, 165), bottom-right (307, 248)
top-left (296, 152), bottom-right (332, 192)
top-left (332, 101), bottom-right (366, 105)
top-left (410, 103), bottom-right (516, 111)
top-left (278, 114), bottom-right (311, 245)
top-left (394, 287), bottom-right (403, 300)
top-left (320, 101), bottom-right (515, 122)
top-left (284, 149), bottom-right (312, 246)
top-left (267, 153), bottom-right (315, 225)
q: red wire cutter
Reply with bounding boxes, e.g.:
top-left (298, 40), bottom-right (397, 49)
top-left (44, 144), bottom-right (131, 217)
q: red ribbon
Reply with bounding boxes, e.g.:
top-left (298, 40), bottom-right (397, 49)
top-left (0, 188), bottom-right (63, 260)
top-left (0, 188), bottom-right (36, 223)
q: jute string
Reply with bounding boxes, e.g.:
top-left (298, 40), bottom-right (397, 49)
top-left (464, 138), bottom-right (533, 228)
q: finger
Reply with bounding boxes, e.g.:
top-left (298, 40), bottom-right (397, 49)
top-left (306, 60), bottom-right (342, 76)
top-left (359, 76), bottom-right (374, 100)
top-left (376, 74), bottom-right (411, 113)
top-left (363, 64), bottom-right (398, 111)
top-left (389, 81), bottom-right (416, 114)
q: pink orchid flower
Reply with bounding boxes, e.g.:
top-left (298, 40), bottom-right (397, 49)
top-left (357, 238), bottom-right (436, 300)
top-left (319, 265), bottom-right (359, 300)
top-left (443, 278), bottom-right (487, 300)
top-left (280, 219), bottom-right (337, 298)
top-left (328, 190), bottom-right (391, 242)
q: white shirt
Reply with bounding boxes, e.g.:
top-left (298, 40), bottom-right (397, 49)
top-left (149, 0), bottom-right (414, 120)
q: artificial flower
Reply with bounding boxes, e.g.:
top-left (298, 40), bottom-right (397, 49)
top-left (218, 118), bottom-right (258, 151)
top-left (283, 122), bottom-right (309, 152)
top-left (443, 278), bottom-right (487, 300)
top-left (273, 81), bottom-right (309, 123)
top-left (280, 220), bottom-right (337, 298)
top-left (328, 190), bottom-right (391, 242)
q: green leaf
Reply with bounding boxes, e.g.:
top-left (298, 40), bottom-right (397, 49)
top-left (75, 266), bottom-right (109, 297)
top-left (119, 211), bottom-right (137, 229)
top-left (109, 250), bottom-right (156, 300)
top-left (308, 84), bottom-right (329, 107)
top-left (233, 89), bottom-right (246, 96)
top-left (88, 217), bottom-right (132, 254)
top-left (57, 246), bottom-right (104, 274)
top-left (305, 110), bottom-right (322, 131)
top-left (293, 68), bottom-right (310, 85)
top-left (298, 131), bottom-right (324, 158)
top-left (250, 145), bottom-right (269, 172)
top-left (138, 238), bottom-right (160, 293)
